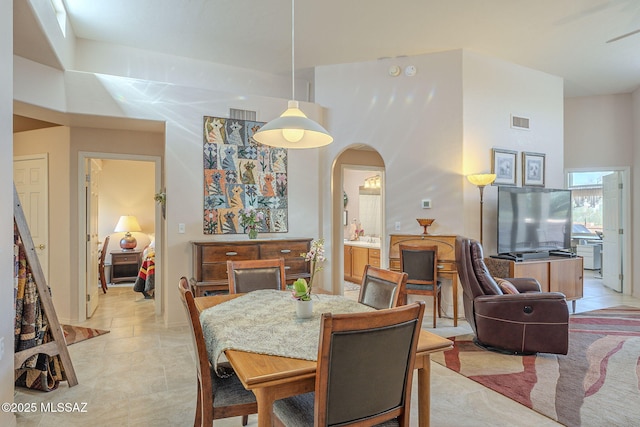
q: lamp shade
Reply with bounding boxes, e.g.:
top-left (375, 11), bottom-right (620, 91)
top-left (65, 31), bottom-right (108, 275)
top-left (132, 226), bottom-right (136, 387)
top-left (467, 174), bottom-right (497, 187)
top-left (252, 101), bottom-right (333, 149)
top-left (114, 215), bottom-right (142, 233)
top-left (114, 215), bottom-right (141, 251)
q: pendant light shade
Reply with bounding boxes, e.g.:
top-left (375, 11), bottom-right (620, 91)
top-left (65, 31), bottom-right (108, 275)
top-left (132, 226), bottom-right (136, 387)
top-left (252, 0), bottom-right (333, 149)
top-left (252, 101), bottom-right (333, 149)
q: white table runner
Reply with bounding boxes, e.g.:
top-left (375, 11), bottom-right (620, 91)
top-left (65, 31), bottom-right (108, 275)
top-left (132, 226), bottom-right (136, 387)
top-left (199, 289), bottom-right (374, 374)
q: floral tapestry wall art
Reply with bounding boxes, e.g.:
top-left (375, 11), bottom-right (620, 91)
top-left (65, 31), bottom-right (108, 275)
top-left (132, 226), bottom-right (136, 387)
top-left (203, 116), bottom-right (288, 234)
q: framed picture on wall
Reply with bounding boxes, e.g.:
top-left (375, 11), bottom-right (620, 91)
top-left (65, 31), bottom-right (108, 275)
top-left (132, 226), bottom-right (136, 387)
top-left (522, 152), bottom-right (545, 187)
top-left (491, 148), bottom-right (517, 186)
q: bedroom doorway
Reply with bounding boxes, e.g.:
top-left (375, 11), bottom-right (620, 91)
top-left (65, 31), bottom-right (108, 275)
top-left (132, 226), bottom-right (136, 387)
top-left (78, 152), bottom-right (163, 321)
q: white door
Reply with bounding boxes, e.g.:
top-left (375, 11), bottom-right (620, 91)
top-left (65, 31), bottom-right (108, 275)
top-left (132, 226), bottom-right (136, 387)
top-left (602, 172), bottom-right (622, 292)
top-left (14, 155), bottom-right (50, 284)
top-left (86, 159), bottom-right (101, 317)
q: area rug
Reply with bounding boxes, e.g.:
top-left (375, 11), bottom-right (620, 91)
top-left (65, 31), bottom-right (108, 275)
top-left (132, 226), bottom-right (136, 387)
top-left (61, 325), bottom-right (109, 345)
top-left (432, 306), bottom-right (640, 427)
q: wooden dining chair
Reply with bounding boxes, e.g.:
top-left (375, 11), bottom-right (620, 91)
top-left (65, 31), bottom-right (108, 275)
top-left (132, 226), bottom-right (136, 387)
top-left (399, 244), bottom-right (442, 328)
top-left (98, 235), bottom-right (110, 294)
top-left (177, 277), bottom-right (257, 426)
top-left (226, 258), bottom-right (286, 294)
top-left (272, 301), bottom-right (426, 427)
top-left (357, 265), bottom-right (408, 309)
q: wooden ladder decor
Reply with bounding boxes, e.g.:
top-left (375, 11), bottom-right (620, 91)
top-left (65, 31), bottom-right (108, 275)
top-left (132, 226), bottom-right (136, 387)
top-left (13, 183), bottom-right (78, 387)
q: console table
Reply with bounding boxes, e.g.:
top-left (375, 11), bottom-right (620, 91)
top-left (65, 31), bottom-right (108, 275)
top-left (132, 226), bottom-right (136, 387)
top-left (191, 238), bottom-right (312, 297)
top-left (484, 256), bottom-right (583, 312)
top-left (389, 234), bottom-right (460, 326)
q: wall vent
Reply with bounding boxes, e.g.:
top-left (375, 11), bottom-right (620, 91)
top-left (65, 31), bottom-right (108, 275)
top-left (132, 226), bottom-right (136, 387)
top-left (229, 108), bottom-right (257, 121)
top-left (511, 115), bottom-right (530, 130)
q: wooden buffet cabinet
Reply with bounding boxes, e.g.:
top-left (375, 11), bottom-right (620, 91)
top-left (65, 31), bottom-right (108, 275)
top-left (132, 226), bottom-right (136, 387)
top-left (388, 234), bottom-right (460, 326)
top-left (484, 256), bottom-right (584, 312)
top-left (191, 238), bottom-right (312, 297)
top-left (344, 244), bottom-right (380, 284)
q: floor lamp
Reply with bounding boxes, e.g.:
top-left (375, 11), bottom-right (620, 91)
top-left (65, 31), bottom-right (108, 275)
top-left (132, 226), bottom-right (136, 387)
top-left (467, 174), bottom-right (496, 245)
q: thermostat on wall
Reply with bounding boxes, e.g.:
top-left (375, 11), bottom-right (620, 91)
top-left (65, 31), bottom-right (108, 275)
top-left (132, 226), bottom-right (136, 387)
top-left (421, 199), bottom-right (432, 209)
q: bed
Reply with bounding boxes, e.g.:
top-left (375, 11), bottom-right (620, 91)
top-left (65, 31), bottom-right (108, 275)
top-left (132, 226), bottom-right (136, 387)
top-left (133, 243), bottom-right (155, 299)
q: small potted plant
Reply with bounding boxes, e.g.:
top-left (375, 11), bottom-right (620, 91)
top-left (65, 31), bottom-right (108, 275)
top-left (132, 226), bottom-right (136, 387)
top-left (154, 190), bottom-right (166, 219)
top-left (291, 239), bottom-right (325, 318)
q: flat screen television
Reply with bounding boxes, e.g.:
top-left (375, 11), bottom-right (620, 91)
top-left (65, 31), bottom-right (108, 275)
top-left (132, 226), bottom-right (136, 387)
top-left (497, 187), bottom-right (572, 255)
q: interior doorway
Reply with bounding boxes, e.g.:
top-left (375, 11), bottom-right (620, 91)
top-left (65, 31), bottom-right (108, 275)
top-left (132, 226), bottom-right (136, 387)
top-left (567, 168), bottom-right (630, 294)
top-left (78, 152), bottom-right (163, 321)
top-left (332, 145), bottom-right (386, 294)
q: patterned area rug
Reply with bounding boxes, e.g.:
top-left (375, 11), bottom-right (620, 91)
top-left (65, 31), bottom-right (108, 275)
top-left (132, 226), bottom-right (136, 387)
top-left (62, 325), bottom-right (109, 345)
top-left (432, 306), bottom-right (640, 427)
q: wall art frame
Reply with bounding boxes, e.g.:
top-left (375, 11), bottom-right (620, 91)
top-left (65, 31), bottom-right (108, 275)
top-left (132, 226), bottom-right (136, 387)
top-left (491, 148), bottom-right (518, 186)
top-left (202, 116), bottom-right (289, 235)
top-left (522, 151), bottom-right (545, 187)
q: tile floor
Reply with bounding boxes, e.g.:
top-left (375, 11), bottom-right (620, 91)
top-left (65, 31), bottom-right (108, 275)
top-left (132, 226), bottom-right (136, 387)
top-left (14, 271), bottom-right (640, 426)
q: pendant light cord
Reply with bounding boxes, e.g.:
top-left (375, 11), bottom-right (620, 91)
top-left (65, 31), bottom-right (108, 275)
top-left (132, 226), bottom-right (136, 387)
top-left (291, 0), bottom-right (295, 101)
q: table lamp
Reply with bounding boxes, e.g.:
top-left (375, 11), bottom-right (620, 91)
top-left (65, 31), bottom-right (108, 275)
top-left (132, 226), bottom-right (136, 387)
top-left (114, 215), bottom-right (142, 251)
top-left (467, 174), bottom-right (496, 245)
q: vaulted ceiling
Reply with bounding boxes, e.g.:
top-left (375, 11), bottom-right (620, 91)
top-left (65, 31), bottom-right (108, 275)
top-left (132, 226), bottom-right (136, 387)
top-left (14, 0), bottom-right (640, 103)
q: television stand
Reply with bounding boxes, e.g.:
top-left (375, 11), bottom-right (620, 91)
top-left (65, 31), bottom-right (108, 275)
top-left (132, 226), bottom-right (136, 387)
top-left (484, 255), bottom-right (584, 312)
top-left (491, 251), bottom-right (550, 262)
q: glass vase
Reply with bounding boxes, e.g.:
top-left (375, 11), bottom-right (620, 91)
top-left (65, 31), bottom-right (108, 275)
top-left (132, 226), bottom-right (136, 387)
top-left (248, 229), bottom-right (258, 239)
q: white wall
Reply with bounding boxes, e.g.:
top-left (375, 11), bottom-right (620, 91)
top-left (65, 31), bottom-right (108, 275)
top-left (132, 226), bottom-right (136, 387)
top-left (1, 1), bottom-right (15, 424)
top-left (564, 94), bottom-right (635, 297)
top-left (462, 51), bottom-right (565, 254)
top-left (316, 49), bottom-right (565, 292)
top-left (633, 89), bottom-right (640, 298)
top-left (317, 50), bottom-right (465, 293)
top-left (564, 94), bottom-right (633, 169)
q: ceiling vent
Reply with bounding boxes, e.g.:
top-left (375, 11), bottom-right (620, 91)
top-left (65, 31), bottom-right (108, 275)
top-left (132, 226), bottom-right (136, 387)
top-left (511, 115), bottom-right (530, 130)
top-left (229, 108), bottom-right (257, 121)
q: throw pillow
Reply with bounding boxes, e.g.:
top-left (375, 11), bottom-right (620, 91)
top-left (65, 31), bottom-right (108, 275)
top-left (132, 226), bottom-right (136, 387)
top-left (496, 278), bottom-right (519, 294)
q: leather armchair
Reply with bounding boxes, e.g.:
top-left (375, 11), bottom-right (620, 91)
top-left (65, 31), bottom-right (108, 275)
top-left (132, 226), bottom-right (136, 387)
top-left (455, 236), bottom-right (569, 355)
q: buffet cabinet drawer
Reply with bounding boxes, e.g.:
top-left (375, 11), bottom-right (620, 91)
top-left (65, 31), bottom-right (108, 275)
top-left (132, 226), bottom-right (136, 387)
top-left (259, 241), bottom-right (309, 260)
top-left (191, 238), bottom-right (312, 296)
top-left (436, 261), bottom-right (455, 272)
top-left (201, 244), bottom-right (259, 261)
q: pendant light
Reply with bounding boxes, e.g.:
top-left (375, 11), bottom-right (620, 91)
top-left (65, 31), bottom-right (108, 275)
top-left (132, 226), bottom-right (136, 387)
top-left (252, 0), bottom-right (333, 149)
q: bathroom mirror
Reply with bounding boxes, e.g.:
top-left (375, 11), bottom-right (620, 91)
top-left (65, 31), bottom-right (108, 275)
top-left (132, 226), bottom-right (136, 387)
top-left (358, 187), bottom-right (381, 237)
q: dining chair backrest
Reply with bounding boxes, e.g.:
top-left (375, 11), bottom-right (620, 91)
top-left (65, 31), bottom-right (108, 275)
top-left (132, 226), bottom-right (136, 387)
top-left (98, 235), bottom-right (110, 293)
top-left (313, 301), bottom-right (425, 426)
top-left (227, 258), bottom-right (286, 294)
top-left (178, 277), bottom-right (257, 426)
top-left (357, 265), bottom-right (408, 309)
top-left (178, 277), bottom-right (214, 424)
top-left (399, 244), bottom-right (438, 285)
top-left (399, 244), bottom-right (441, 328)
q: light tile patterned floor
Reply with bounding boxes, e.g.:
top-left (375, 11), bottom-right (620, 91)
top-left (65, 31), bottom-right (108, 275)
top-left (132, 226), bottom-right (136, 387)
top-left (13, 271), bottom-right (639, 426)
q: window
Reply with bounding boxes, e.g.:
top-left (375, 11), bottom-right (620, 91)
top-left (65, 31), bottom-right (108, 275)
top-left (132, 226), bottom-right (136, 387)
top-left (50, 0), bottom-right (67, 37)
top-left (567, 171), bottom-right (613, 234)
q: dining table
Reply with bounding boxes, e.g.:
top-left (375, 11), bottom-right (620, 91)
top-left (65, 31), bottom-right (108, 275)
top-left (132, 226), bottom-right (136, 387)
top-left (195, 290), bottom-right (453, 427)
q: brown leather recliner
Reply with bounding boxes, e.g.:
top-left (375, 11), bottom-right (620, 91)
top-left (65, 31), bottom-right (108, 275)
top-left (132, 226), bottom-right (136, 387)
top-left (455, 236), bottom-right (569, 355)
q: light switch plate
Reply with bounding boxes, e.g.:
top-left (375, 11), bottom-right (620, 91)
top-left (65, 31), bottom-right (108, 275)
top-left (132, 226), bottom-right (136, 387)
top-left (178, 223), bottom-right (186, 234)
top-left (395, 221), bottom-right (401, 231)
